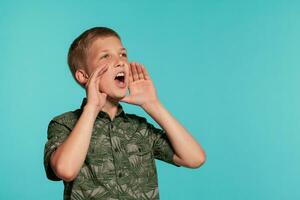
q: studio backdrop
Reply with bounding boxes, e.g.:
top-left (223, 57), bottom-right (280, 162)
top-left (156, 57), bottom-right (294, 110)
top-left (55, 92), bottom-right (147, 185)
top-left (0, 0), bottom-right (299, 199)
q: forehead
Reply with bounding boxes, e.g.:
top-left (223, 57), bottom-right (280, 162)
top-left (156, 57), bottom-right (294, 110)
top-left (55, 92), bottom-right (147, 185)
top-left (88, 36), bottom-right (124, 54)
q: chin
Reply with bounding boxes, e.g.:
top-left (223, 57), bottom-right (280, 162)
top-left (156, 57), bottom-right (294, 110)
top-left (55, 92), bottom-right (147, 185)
top-left (107, 90), bottom-right (127, 102)
top-left (104, 83), bottom-right (128, 102)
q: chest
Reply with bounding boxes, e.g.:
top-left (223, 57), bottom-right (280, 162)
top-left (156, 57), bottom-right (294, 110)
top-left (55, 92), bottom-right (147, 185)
top-left (86, 120), bottom-right (153, 165)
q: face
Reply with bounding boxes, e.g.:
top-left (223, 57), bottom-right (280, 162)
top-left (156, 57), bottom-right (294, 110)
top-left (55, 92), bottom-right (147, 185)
top-left (83, 36), bottom-right (129, 101)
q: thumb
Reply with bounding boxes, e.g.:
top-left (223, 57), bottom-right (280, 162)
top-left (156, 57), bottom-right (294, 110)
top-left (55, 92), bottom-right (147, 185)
top-left (101, 93), bottom-right (107, 99)
top-left (120, 95), bottom-right (133, 104)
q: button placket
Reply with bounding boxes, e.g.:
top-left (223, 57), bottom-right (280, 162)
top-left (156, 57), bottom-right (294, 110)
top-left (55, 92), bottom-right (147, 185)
top-left (108, 122), bottom-right (122, 186)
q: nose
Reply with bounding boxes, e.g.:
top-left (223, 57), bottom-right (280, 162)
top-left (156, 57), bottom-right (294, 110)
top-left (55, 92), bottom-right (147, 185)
top-left (114, 58), bottom-right (125, 68)
top-left (115, 62), bottom-right (124, 68)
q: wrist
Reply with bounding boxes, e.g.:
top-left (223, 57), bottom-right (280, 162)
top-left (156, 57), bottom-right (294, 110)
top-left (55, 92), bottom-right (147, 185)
top-left (83, 104), bottom-right (101, 117)
top-left (141, 100), bottom-right (161, 112)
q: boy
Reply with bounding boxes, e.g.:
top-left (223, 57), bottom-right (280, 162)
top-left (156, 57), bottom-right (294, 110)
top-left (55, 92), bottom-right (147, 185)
top-left (44, 27), bottom-right (205, 200)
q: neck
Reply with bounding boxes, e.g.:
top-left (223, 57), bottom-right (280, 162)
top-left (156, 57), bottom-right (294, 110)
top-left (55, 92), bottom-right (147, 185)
top-left (101, 96), bottom-right (119, 121)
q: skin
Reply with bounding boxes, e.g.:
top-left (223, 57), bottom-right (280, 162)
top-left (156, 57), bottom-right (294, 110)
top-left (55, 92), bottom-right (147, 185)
top-left (50, 36), bottom-right (206, 182)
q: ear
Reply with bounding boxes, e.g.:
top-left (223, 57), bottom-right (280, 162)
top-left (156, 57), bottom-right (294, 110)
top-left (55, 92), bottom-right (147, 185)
top-left (75, 69), bottom-right (89, 86)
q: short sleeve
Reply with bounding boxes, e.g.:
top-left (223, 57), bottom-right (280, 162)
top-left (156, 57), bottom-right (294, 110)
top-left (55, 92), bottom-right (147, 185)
top-left (43, 119), bottom-right (71, 181)
top-left (147, 122), bottom-right (181, 167)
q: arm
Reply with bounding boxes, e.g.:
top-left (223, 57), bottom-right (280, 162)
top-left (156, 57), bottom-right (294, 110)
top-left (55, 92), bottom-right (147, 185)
top-left (142, 101), bottom-right (206, 168)
top-left (121, 62), bottom-right (206, 168)
top-left (50, 105), bottom-right (98, 181)
top-left (50, 65), bottom-right (109, 181)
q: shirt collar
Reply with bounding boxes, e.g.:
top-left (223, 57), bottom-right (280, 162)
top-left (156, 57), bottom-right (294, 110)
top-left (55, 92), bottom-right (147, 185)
top-left (80, 97), bottom-right (129, 121)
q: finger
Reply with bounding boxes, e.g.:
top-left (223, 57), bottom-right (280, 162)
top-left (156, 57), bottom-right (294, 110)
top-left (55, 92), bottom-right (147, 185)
top-left (94, 65), bottom-right (108, 80)
top-left (131, 62), bottom-right (139, 81)
top-left (100, 92), bottom-right (107, 101)
top-left (90, 64), bottom-right (107, 79)
top-left (129, 62), bottom-right (135, 81)
top-left (128, 65), bottom-right (133, 83)
top-left (101, 92), bottom-right (107, 98)
top-left (89, 65), bottom-right (108, 87)
top-left (93, 67), bottom-right (108, 91)
top-left (140, 64), bottom-right (150, 80)
top-left (95, 74), bottom-right (101, 91)
top-left (136, 63), bottom-right (145, 80)
top-left (85, 65), bottom-right (108, 88)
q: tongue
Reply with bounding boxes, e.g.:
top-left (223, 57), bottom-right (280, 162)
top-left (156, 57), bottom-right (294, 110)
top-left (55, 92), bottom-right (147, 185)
top-left (114, 79), bottom-right (126, 88)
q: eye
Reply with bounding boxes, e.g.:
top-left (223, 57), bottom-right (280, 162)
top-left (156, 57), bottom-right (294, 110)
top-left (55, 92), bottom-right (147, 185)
top-left (121, 52), bottom-right (127, 57)
top-left (100, 54), bottom-right (110, 59)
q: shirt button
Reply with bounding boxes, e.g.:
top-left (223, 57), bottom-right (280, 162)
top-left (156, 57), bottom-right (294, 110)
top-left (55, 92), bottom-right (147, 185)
top-left (118, 172), bottom-right (123, 177)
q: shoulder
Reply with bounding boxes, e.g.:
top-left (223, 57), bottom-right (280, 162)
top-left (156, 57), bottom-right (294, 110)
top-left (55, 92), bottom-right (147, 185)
top-left (123, 113), bottom-right (159, 132)
top-left (49, 109), bottom-right (82, 129)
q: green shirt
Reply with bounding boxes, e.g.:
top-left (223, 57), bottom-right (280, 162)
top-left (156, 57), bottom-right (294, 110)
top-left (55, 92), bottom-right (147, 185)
top-left (44, 97), bottom-right (180, 200)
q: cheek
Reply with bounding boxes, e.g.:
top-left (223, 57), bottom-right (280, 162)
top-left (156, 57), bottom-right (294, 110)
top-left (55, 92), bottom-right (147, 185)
top-left (98, 76), bottom-right (112, 91)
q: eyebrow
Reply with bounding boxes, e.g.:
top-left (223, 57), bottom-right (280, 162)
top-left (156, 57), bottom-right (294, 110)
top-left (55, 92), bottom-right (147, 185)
top-left (100, 48), bottom-right (127, 52)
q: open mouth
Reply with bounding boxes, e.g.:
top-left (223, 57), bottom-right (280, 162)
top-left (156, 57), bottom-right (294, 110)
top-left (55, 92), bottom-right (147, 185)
top-left (115, 72), bottom-right (125, 82)
top-left (114, 72), bottom-right (126, 88)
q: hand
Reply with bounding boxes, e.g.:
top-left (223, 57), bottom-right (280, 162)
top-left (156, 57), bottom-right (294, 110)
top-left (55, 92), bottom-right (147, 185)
top-left (120, 62), bottom-right (159, 108)
top-left (84, 65), bottom-right (108, 113)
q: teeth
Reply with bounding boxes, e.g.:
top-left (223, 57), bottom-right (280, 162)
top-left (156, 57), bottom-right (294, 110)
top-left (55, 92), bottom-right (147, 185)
top-left (116, 72), bottom-right (124, 77)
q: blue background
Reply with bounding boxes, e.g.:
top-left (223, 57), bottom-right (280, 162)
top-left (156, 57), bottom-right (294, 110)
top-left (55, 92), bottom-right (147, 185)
top-left (1, 0), bottom-right (299, 199)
